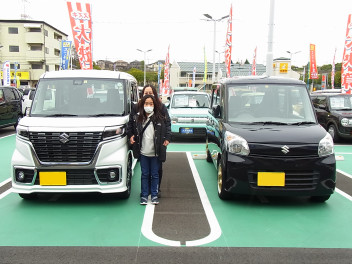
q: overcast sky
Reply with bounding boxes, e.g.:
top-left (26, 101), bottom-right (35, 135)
top-left (2, 0), bottom-right (351, 67)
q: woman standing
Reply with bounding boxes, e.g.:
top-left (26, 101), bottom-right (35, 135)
top-left (128, 95), bottom-right (170, 205)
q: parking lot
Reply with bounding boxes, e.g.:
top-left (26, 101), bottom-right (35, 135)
top-left (1, 129), bottom-right (352, 263)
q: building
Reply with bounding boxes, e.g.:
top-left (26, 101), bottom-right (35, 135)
top-left (114, 60), bottom-right (128, 71)
top-left (0, 19), bottom-right (68, 87)
top-left (170, 61), bottom-right (267, 90)
top-left (147, 60), bottom-right (165, 72)
top-left (273, 57), bottom-right (300, 79)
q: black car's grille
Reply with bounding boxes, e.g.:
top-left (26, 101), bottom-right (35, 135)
top-left (29, 132), bottom-right (102, 163)
top-left (249, 170), bottom-right (320, 190)
top-left (34, 169), bottom-right (98, 185)
top-left (248, 143), bottom-right (318, 158)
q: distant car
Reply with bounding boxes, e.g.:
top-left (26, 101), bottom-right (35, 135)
top-left (0, 86), bottom-right (23, 129)
top-left (21, 88), bottom-right (36, 115)
top-left (167, 91), bottom-right (210, 138)
top-left (206, 76), bottom-right (336, 202)
top-left (310, 92), bottom-right (352, 142)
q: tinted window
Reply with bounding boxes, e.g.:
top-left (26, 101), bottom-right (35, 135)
top-left (4, 89), bottom-right (15, 101)
top-left (227, 84), bottom-right (316, 124)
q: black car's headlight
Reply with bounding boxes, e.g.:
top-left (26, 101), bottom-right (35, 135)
top-left (17, 125), bottom-right (29, 140)
top-left (224, 131), bottom-right (250, 156)
top-left (318, 133), bottom-right (334, 157)
top-left (341, 118), bottom-right (352, 127)
top-left (102, 125), bottom-right (125, 140)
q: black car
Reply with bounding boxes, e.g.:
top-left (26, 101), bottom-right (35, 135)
top-left (206, 76), bottom-right (336, 202)
top-left (310, 92), bottom-right (352, 142)
top-left (0, 86), bottom-right (23, 129)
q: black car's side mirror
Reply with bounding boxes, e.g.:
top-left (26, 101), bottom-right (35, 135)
top-left (212, 105), bottom-right (221, 118)
top-left (318, 104), bottom-right (327, 110)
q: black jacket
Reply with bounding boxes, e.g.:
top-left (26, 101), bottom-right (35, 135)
top-left (127, 112), bottom-right (170, 162)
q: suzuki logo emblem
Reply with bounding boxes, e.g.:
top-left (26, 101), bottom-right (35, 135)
top-left (281, 145), bottom-right (290, 154)
top-left (59, 133), bottom-right (70, 144)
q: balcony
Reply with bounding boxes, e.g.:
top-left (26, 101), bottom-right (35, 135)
top-left (25, 32), bottom-right (44, 44)
top-left (26, 50), bottom-right (44, 62)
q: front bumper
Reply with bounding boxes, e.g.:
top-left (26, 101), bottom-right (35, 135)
top-left (11, 136), bottom-right (130, 194)
top-left (223, 153), bottom-right (336, 196)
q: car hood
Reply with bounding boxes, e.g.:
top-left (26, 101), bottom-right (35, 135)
top-left (19, 116), bottom-right (128, 132)
top-left (225, 123), bottom-right (327, 144)
top-left (169, 108), bottom-right (209, 116)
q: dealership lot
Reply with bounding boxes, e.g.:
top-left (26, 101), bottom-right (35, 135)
top-left (1, 131), bottom-right (352, 262)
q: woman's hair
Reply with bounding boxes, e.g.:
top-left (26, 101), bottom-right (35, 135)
top-left (142, 84), bottom-right (159, 99)
top-left (137, 94), bottom-right (163, 123)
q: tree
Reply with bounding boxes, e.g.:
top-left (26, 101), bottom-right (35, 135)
top-left (127, 68), bottom-right (144, 84)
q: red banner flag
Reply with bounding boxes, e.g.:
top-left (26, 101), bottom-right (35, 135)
top-left (341, 14), bottom-right (352, 94)
top-left (67, 1), bottom-right (93, 70)
top-left (162, 45), bottom-right (170, 96)
top-left (225, 4), bottom-right (232, 78)
top-left (309, 44), bottom-right (318, 79)
top-left (332, 48), bottom-right (336, 89)
top-left (251, 47), bottom-right (257, 76)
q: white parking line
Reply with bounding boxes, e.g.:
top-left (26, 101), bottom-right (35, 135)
top-left (0, 189), bottom-right (12, 200)
top-left (141, 151), bottom-right (221, 247)
top-left (0, 178), bottom-right (11, 187)
top-left (0, 134), bottom-right (15, 140)
top-left (336, 188), bottom-right (352, 202)
top-left (337, 169), bottom-right (352, 179)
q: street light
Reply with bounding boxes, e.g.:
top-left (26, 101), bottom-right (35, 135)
top-left (203, 14), bottom-right (229, 83)
top-left (137, 48), bottom-right (152, 86)
top-left (286, 50), bottom-right (301, 68)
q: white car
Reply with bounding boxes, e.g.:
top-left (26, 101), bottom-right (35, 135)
top-left (12, 70), bottom-right (138, 199)
top-left (21, 88), bottom-right (36, 115)
top-left (167, 91), bottom-right (210, 138)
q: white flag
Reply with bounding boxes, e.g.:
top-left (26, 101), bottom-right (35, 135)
top-left (3, 61), bottom-right (11, 86)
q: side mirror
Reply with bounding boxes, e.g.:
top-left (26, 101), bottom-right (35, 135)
top-left (318, 104), bottom-right (326, 110)
top-left (165, 102), bottom-right (170, 108)
top-left (212, 105), bottom-right (221, 118)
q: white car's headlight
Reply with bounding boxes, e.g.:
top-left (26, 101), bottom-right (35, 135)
top-left (102, 125), bottom-right (125, 140)
top-left (318, 133), bottom-right (334, 157)
top-left (224, 131), bottom-right (250, 156)
top-left (17, 125), bottom-right (29, 140)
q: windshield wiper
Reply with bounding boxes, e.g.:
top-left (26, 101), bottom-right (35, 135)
top-left (251, 121), bottom-right (289, 125)
top-left (45, 114), bottom-right (78, 117)
top-left (88, 113), bottom-right (120, 117)
top-left (290, 121), bottom-right (316, 125)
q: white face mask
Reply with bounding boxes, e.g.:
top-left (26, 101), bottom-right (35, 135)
top-left (144, 106), bottom-right (154, 114)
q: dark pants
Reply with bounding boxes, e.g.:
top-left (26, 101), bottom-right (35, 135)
top-left (140, 155), bottom-right (159, 198)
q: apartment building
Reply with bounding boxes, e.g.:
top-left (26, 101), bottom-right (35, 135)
top-left (0, 20), bottom-right (68, 87)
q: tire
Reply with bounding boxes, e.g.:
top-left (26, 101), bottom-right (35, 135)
top-left (118, 155), bottom-right (132, 199)
top-left (310, 195), bottom-right (331, 203)
top-left (217, 159), bottom-right (231, 200)
top-left (206, 146), bottom-right (212, 162)
top-left (19, 193), bottom-right (37, 200)
top-left (327, 124), bottom-right (339, 142)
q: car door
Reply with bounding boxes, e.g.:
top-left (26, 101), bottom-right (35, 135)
top-left (0, 88), bottom-right (7, 126)
top-left (3, 88), bottom-right (18, 125)
top-left (313, 96), bottom-right (328, 129)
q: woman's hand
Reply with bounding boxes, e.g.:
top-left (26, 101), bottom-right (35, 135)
top-left (130, 135), bottom-right (135, 145)
top-left (163, 140), bottom-right (169, 146)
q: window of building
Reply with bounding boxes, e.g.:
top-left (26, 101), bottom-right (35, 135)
top-left (31, 63), bottom-right (43, 69)
top-left (9, 46), bottom-right (19, 52)
top-left (54, 49), bottom-right (60, 56)
top-left (30, 44), bottom-right (42, 51)
top-left (45, 65), bottom-right (49, 71)
top-left (28, 28), bottom-right (41, 33)
top-left (45, 47), bottom-right (49, 54)
top-left (10, 64), bottom-right (20, 70)
top-left (54, 33), bottom-right (62, 40)
top-left (44, 29), bottom-right (48, 37)
top-left (8, 27), bottom-right (18, 34)
top-left (55, 65), bottom-right (60, 71)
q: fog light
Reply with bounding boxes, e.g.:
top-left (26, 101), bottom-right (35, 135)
top-left (17, 171), bottom-right (25, 182)
top-left (108, 170), bottom-right (117, 181)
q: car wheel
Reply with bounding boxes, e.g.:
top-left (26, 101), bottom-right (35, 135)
top-left (119, 155), bottom-right (132, 199)
top-left (217, 159), bottom-right (231, 200)
top-left (206, 145), bottom-right (212, 162)
top-left (328, 124), bottom-right (339, 142)
top-left (19, 193), bottom-right (37, 200)
top-left (310, 195), bottom-right (331, 203)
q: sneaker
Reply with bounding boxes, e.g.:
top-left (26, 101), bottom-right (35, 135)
top-left (140, 197), bottom-right (148, 205)
top-left (151, 196), bottom-right (159, 205)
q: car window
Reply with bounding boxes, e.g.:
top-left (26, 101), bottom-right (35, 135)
top-left (227, 84), bottom-right (316, 124)
top-left (0, 89), bottom-right (4, 102)
top-left (329, 96), bottom-right (352, 110)
top-left (171, 94), bottom-right (209, 108)
top-left (3, 89), bottom-right (16, 101)
top-left (31, 78), bottom-right (125, 116)
top-left (29, 90), bottom-right (36, 100)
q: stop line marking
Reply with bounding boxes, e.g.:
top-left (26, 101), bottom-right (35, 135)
top-left (141, 151), bottom-right (222, 247)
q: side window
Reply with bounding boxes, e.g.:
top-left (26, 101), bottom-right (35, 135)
top-left (311, 97), bottom-right (319, 108)
top-left (220, 85), bottom-right (225, 119)
top-left (318, 96), bottom-right (327, 108)
top-left (4, 89), bottom-right (16, 101)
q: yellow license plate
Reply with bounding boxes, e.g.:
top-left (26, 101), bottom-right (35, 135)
top-left (257, 172), bottom-right (285, 186)
top-left (39, 171), bottom-right (67, 186)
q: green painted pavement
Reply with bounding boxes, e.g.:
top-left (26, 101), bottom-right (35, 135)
top-left (335, 145), bottom-right (352, 175)
top-left (193, 159), bottom-right (352, 248)
top-left (0, 135), bottom-right (15, 182)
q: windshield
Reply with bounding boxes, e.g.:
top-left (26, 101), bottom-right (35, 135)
top-left (171, 93), bottom-right (209, 108)
top-left (329, 96), bottom-right (352, 110)
top-left (31, 78), bottom-right (125, 116)
top-left (227, 84), bottom-right (316, 124)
